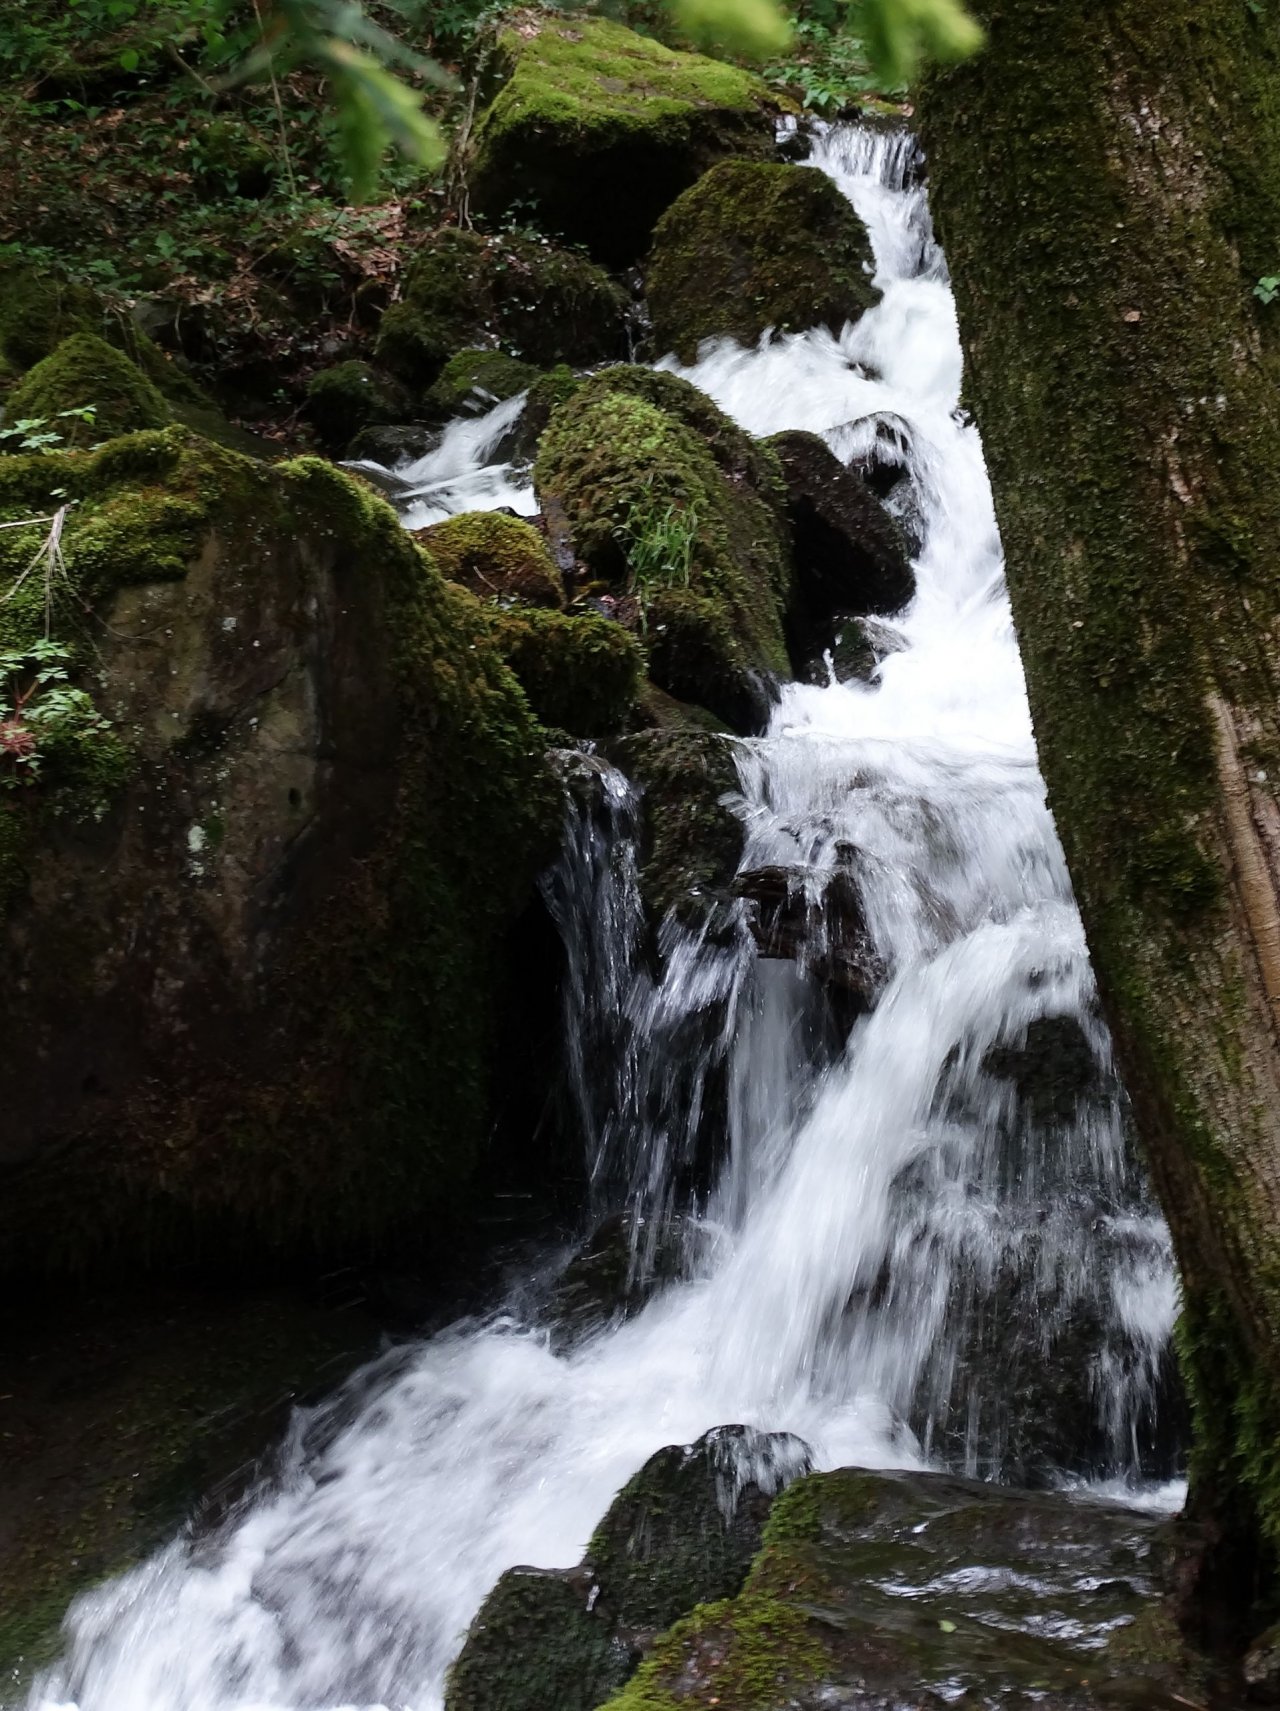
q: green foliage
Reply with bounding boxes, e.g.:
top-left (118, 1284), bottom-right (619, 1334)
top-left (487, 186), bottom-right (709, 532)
top-left (0, 638), bottom-right (125, 814)
top-left (0, 407), bottom-right (97, 455)
top-left (615, 498), bottom-right (698, 620)
top-left (852, 0), bottom-right (982, 84)
top-left (765, 16), bottom-right (882, 107)
top-left (1256, 273), bottom-right (1280, 304)
top-left (669, 0), bottom-right (793, 57)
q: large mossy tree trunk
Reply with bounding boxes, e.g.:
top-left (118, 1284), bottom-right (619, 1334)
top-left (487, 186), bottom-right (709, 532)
top-left (919, 0), bottom-right (1280, 1642)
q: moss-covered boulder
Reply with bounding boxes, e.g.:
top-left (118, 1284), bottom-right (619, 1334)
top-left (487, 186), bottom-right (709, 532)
top-left (303, 359), bottom-right (410, 451)
top-left (599, 1468), bottom-right (1212, 1711)
top-left (0, 264), bottom-right (204, 404)
top-left (468, 18), bottom-right (782, 267)
top-left (417, 511), bottom-right (563, 608)
top-left (647, 161), bottom-right (880, 361)
top-left (376, 228), bottom-right (629, 388)
top-left (446, 1427), bottom-right (812, 1711)
top-left (0, 427), bottom-right (560, 1276)
top-left (425, 349), bottom-right (541, 422)
top-left (534, 367), bottom-right (792, 711)
top-left (613, 728), bottom-right (744, 921)
top-left (4, 333), bottom-right (171, 444)
top-left (491, 607), bottom-right (643, 737)
top-left (645, 588), bottom-right (770, 734)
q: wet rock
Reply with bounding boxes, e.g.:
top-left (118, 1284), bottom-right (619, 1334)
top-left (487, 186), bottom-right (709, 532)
top-left (603, 1466), bottom-right (1215, 1711)
top-left (446, 1426), bottom-right (813, 1711)
top-left (468, 17), bottom-right (781, 267)
top-left (535, 367), bottom-right (793, 698)
top-left (767, 430), bottom-right (913, 677)
top-left (344, 422), bottom-right (440, 469)
top-left (612, 728), bottom-right (744, 922)
top-left (982, 1012), bottom-right (1107, 1129)
top-left (424, 349), bottom-right (541, 423)
top-left (733, 862), bottom-right (884, 1004)
top-left (646, 160), bottom-right (880, 362)
top-left (547, 1212), bottom-right (691, 1347)
top-left (415, 511), bottom-right (563, 609)
top-left (644, 588), bottom-right (772, 735)
top-left (375, 228), bottom-right (628, 388)
top-left (844, 410), bottom-right (927, 558)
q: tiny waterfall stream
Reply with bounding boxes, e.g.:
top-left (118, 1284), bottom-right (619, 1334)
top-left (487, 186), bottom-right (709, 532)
top-left (26, 125), bottom-right (1183, 1711)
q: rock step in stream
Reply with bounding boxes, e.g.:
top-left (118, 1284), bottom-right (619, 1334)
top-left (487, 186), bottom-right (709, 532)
top-left (450, 1430), bottom-right (1211, 1711)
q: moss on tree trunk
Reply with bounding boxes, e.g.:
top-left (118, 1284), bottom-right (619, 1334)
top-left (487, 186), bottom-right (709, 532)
top-left (920, 0), bottom-right (1280, 1642)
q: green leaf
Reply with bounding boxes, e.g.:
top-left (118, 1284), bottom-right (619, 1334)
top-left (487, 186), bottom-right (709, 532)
top-left (853, 0), bottom-right (983, 86)
top-left (118, 46), bottom-right (140, 71)
top-left (939, 1619), bottom-right (957, 1634)
top-left (669, 0), bottom-right (793, 57)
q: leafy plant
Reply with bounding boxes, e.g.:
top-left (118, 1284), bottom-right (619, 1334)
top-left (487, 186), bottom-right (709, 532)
top-left (0, 640), bottom-right (114, 788)
top-left (0, 407), bottom-right (97, 455)
top-left (1255, 274), bottom-right (1280, 305)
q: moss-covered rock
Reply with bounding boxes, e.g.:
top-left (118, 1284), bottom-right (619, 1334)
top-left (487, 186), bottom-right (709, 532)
top-left (645, 588), bottom-right (769, 734)
top-left (534, 367), bottom-right (792, 699)
top-left (192, 116), bottom-right (276, 199)
top-left (3, 333), bottom-right (171, 444)
top-left (446, 1427), bottom-right (812, 1711)
top-left (0, 426), bottom-right (561, 1276)
top-left (0, 264), bottom-right (204, 404)
top-left (613, 727), bottom-right (744, 920)
top-left (491, 606), bottom-right (642, 737)
top-left (468, 17), bottom-right (782, 267)
top-left (375, 228), bottom-right (629, 388)
top-left (425, 349), bottom-right (541, 421)
top-left (601, 1468), bottom-right (1214, 1711)
top-left (646, 161), bottom-right (880, 361)
top-left (417, 510), bottom-right (563, 608)
top-left (303, 360), bottom-right (410, 451)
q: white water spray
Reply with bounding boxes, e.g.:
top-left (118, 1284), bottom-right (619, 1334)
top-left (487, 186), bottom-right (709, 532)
top-left (24, 124), bottom-right (1180, 1711)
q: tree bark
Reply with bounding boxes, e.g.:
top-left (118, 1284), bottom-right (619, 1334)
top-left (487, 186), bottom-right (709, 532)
top-left (919, 0), bottom-right (1280, 1641)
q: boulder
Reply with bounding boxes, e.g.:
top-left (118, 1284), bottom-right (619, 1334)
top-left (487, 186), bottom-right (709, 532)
top-left (446, 1426), bottom-right (813, 1711)
top-left (534, 367), bottom-right (793, 710)
top-left (424, 349), bottom-right (541, 422)
top-left (4, 334), bottom-right (170, 444)
top-left (601, 1467), bottom-right (1211, 1711)
top-left (490, 607), bottom-right (643, 738)
top-left (417, 511), bottom-right (563, 608)
top-left (732, 862), bottom-right (883, 1004)
top-left (766, 430), bottom-right (913, 676)
top-left (304, 359), bottom-right (410, 452)
top-left (612, 727), bottom-right (744, 921)
top-left (0, 427), bottom-right (560, 1276)
top-left (646, 160), bottom-right (880, 361)
top-left (467, 17), bottom-right (781, 267)
top-left (376, 228), bottom-right (629, 388)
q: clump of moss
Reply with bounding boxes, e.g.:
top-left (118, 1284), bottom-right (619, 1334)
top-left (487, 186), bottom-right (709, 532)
top-left (491, 606), bottom-right (642, 736)
top-left (612, 726), bottom-right (743, 919)
top-left (468, 16), bottom-right (781, 266)
top-left (304, 360), bottom-right (409, 451)
top-left (646, 160), bottom-right (880, 361)
top-left (417, 510), bottom-right (563, 608)
top-left (4, 334), bottom-right (171, 445)
top-left (376, 227), bottom-right (628, 388)
top-left (645, 588), bottom-right (765, 733)
top-left (425, 349), bottom-right (541, 421)
top-left (535, 366), bottom-right (792, 684)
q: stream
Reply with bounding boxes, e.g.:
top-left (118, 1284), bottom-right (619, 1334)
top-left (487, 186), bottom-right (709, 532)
top-left (25, 124), bottom-right (1184, 1711)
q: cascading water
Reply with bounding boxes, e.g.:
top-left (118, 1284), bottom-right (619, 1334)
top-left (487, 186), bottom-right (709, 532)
top-left (22, 122), bottom-right (1182, 1711)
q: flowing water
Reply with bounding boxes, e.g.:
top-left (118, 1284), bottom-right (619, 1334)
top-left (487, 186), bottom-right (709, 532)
top-left (24, 124), bottom-right (1182, 1711)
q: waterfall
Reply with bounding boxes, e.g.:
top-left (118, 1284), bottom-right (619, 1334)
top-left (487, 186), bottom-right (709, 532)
top-left (22, 123), bottom-right (1181, 1711)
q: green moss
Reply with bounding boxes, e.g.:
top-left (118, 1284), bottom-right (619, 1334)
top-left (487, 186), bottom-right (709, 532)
top-left (647, 160), bottom-right (879, 361)
top-left (425, 349), bottom-right (541, 420)
top-left (645, 588), bottom-right (762, 733)
top-left (375, 227), bottom-right (628, 387)
top-left (304, 360), bottom-right (409, 451)
top-left (418, 510), bottom-right (563, 608)
top-left (535, 367), bottom-right (791, 684)
top-left (491, 606), bottom-right (642, 736)
top-left (468, 16), bottom-right (781, 266)
top-left (612, 727), bottom-right (743, 919)
top-left (5, 334), bottom-right (170, 445)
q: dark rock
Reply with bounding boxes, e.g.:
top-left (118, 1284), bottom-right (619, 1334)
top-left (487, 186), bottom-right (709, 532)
top-left (646, 160), bottom-right (880, 362)
top-left (375, 228), bottom-right (628, 389)
top-left (732, 862), bottom-right (884, 1004)
top-left (304, 360), bottom-right (410, 452)
top-left (489, 607), bottom-right (644, 738)
top-left (468, 17), bottom-right (781, 268)
top-left (767, 430), bottom-right (914, 678)
top-left (547, 1212), bottom-right (690, 1347)
top-left (644, 588), bottom-right (772, 735)
top-left (446, 1426), bottom-right (813, 1711)
top-left (1245, 1621), bottom-right (1280, 1700)
top-left (424, 349), bottom-right (541, 424)
top-left (344, 422), bottom-right (440, 469)
top-left (612, 728), bottom-right (744, 922)
top-left (612, 1467), bottom-right (1215, 1711)
top-left (982, 1012), bottom-right (1106, 1129)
